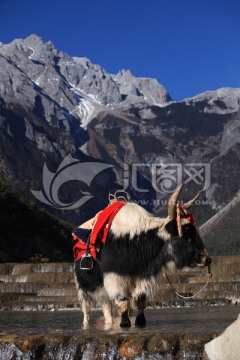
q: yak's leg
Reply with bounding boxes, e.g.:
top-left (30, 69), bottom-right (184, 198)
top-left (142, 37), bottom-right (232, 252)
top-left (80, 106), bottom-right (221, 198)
top-left (116, 296), bottom-right (131, 328)
top-left (101, 300), bottom-right (113, 325)
top-left (134, 293), bottom-right (146, 327)
top-left (82, 298), bottom-right (92, 327)
top-left (104, 273), bottom-right (131, 327)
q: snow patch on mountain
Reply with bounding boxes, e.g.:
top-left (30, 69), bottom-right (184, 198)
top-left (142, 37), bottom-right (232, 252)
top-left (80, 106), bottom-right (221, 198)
top-left (70, 84), bottom-right (105, 128)
top-left (76, 99), bottom-right (95, 129)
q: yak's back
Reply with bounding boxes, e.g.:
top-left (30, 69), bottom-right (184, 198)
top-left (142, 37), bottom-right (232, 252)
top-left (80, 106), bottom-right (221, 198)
top-left (110, 202), bottom-right (166, 239)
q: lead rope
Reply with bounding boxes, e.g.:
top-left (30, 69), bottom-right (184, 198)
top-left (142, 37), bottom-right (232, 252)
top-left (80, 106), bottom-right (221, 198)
top-left (164, 258), bottom-right (213, 300)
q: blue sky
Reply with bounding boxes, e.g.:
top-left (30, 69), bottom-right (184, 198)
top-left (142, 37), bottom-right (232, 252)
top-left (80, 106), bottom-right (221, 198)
top-left (0, 0), bottom-right (240, 101)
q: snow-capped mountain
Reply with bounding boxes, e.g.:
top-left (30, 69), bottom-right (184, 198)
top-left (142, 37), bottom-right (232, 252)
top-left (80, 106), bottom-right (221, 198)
top-left (0, 34), bottom-right (172, 129)
top-left (0, 34), bottom-right (240, 254)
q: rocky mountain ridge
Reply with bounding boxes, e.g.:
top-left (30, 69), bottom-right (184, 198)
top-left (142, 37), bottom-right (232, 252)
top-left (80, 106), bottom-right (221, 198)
top-left (0, 34), bottom-right (240, 254)
top-left (0, 35), bottom-right (172, 122)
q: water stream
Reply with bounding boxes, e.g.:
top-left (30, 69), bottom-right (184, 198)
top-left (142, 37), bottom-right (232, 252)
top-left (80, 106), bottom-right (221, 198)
top-left (0, 305), bottom-right (239, 336)
top-left (0, 306), bottom-right (239, 359)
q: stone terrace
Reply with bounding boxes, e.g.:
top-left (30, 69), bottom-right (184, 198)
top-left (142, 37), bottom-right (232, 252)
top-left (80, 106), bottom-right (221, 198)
top-left (0, 256), bottom-right (240, 310)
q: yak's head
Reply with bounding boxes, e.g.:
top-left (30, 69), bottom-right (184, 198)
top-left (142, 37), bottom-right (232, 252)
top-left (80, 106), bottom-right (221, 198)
top-left (164, 183), bottom-right (211, 270)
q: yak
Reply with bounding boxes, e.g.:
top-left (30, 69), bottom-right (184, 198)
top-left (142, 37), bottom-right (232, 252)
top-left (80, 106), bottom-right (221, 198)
top-left (74, 184), bottom-right (210, 328)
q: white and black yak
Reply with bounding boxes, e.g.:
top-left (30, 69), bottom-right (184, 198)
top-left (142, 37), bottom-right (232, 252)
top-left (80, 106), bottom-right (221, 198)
top-left (73, 184), bottom-right (210, 328)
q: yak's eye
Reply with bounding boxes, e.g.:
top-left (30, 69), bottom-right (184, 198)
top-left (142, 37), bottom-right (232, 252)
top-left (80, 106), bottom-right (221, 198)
top-left (184, 226), bottom-right (191, 234)
top-left (184, 225), bottom-right (195, 236)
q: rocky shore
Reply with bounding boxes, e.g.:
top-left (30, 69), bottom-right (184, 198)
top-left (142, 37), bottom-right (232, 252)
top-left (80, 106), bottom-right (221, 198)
top-left (0, 332), bottom-right (215, 359)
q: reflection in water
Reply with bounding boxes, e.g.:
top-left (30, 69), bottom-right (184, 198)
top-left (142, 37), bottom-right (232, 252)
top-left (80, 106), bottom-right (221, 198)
top-left (0, 306), bottom-right (239, 336)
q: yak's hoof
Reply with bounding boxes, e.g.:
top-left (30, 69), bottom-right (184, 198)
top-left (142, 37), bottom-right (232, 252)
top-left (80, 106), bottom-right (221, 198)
top-left (135, 312), bottom-right (146, 327)
top-left (120, 311), bottom-right (131, 328)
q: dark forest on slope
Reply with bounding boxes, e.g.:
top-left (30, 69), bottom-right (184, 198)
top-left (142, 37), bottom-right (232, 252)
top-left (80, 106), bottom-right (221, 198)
top-left (0, 179), bottom-right (73, 262)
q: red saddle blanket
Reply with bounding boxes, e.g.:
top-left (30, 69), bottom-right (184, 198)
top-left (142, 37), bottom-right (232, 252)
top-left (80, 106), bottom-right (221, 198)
top-left (72, 201), bottom-right (126, 261)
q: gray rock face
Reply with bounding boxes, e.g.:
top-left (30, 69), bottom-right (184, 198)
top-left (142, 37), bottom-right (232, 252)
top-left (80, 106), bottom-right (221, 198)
top-left (183, 88), bottom-right (240, 114)
top-left (114, 69), bottom-right (172, 105)
top-left (204, 314), bottom-right (240, 359)
top-left (220, 107), bottom-right (240, 154)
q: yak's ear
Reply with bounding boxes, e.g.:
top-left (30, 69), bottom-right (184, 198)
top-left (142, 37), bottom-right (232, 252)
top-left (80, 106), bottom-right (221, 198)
top-left (165, 218), bottom-right (178, 236)
top-left (181, 192), bottom-right (200, 211)
top-left (168, 183), bottom-right (184, 219)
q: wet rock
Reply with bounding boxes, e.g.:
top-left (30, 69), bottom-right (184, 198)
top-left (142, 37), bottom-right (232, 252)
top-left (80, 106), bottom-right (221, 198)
top-left (179, 334), bottom-right (212, 360)
top-left (0, 332), bottom-right (231, 360)
top-left (18, 335), bottom-right (45, 351)
top-left (118, 337), bottom-right (145, 358)
top-left (147, 333), bottom-right (179, 356)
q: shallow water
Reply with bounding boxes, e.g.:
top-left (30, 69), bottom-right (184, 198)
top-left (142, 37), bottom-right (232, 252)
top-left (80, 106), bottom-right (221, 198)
top-left (0, 305), bottom-right (239, 336)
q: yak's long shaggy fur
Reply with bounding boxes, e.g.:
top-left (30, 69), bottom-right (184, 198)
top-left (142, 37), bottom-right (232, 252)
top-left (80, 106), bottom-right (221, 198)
top-left (110, 202), bottom-right (169, 239)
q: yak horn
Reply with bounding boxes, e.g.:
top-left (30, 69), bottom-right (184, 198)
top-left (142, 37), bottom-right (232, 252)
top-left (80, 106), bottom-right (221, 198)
top-left (181, 192), bottom-right (200, 211)
top-left (168, 183), bottom-right (184, 219)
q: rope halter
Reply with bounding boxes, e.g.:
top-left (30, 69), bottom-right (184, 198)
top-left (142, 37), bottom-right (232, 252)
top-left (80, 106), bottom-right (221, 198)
top-left (164, 254), bottom-right (213, 300)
